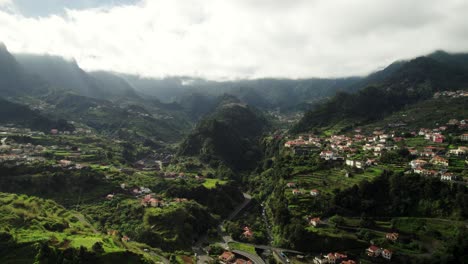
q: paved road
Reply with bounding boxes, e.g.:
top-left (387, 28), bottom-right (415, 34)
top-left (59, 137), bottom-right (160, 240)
top-left (232, 250), bottom-right (266, 264)
top-left (196, 193), bottom-right (253, 264)
top-left (226, 193), bottom-right (252, 221)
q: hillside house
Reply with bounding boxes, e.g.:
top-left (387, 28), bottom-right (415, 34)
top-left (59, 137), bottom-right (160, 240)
top-left (432, 133), bottom-right (445, 143)
top-left (430, 156), bottom-right (449, 167)
top-left (242, 227), bottom-right (253, 239)
top-left (310, 189), bottom-right (320, 196)
top-left (59, 160), bottom-right (72, 167)
top-left (386, 232), bottom-right (399, 242)
top-left (219, 251), bottom-right (236, 264)
top-left (366, 245), bottom-right (382, 257)
top-left (341, 261), bottom-right (356, 264)
top-left (313, 256), bottom-right (328, 264)
top-left (287, 182), bottom-right (296, 188)
top-left (292, 189), bottom-right (302, 195)
top-left (409, 159), bottom-right (428, 169)
top-left (235, 259), bottom-right (253, 264)
top-left (447, 119), bottom-right (460, 125)
top-left (449, 146), bottom-right (467, 156)
top-left (382, 249), bottom-right (392, 260)
top-left (460, 134), bottom-right (468, 141)
top-left (325, 253), bottom-right (347, 263)
top-left (309, 217), bottom-right (321, 227)
top-left (320, 150), bottom-right (335, 160)
top-left (441, 172), bottom-right (455, 181)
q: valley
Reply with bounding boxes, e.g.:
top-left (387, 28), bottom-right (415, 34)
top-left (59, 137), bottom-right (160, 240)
top-left (0, 42), bottom-right (467, 264)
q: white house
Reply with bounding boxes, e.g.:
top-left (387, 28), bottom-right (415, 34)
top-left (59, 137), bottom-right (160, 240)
top-left (381, 249), bottom-right (392, 260)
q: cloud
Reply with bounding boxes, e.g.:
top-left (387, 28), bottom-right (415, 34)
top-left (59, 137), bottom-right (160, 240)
top-left (1, 0), bottom-right (468, 79)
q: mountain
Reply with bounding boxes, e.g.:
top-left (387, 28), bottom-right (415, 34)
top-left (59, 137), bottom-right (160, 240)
top-left (293, 53), bottom-right (468, 133)
top-left (178, 97), bottom-right (269, 171)
top-left (0, 44), bottom-right (49, 97)
top-left (0, 45), bottom-right (191, 143)
top-left (0, 97), bottom-right (73, 132)
top-left (123, 75), bottom-right (361, 111)
top-left (428, 50), bottom-right (468, 71)
top-left (15, 54), bottom-right (108, 98)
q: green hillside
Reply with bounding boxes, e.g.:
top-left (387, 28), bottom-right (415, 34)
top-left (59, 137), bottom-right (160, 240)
top-left (0, 192), bottom-right (157, 264)
top-left (293, 54), bottom-right (468, 133)
top-left (178, 98), bottom-right (270, 171)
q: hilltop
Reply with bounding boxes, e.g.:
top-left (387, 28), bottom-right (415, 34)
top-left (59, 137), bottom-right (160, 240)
top-left (178, 96), bottom-right (270, 172)
top-left (293, 52), bottom-right (468, 134)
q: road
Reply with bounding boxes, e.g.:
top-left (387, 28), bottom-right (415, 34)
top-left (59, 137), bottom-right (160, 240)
top-left (196, 192), bottom-right (302, 264)
top-left (232, 250), bottom-right (266, 264)
top-left (195, 193), bottom-right (253, 264)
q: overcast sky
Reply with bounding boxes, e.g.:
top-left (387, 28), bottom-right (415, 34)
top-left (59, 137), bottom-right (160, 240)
top-left (0, 0), bottom-right (467, 80)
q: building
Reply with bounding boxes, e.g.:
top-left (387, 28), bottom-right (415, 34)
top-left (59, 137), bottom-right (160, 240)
top-left (341, 261), bottom-right (356, 264)
top-left (441, 172), bottom-right (455, 181)
top-left (286, 182), bottom-right (296, 188)
top-left (461, 134), bottom-right (468, 141)
top-left (235, 259), bottom-right (253, 264)
top-left (430, 156), bottom-right (449, 167)
top-left (59, 160), bottom-right (73, 167)
top-left (432, 133), bottom-right (445, 143)
top-left (292, 189), bottom-right (302, 195)
top-left (242, 227), bottom-right (253, 239)
top-left (382, 249), bottom-right (392, 260)
top-left (310, 189), bottom-right (320, 196)
top-left (309, 217), bottom-right (321, 227)
top-left (409, 159), bottom-right (427, 169)
top-left (313, 256), bottom-right (328, 264)
top-left (366, 245), bottom-right (382, 257)
top-left (386, 232), bottom-right (399, 242)
top-left (449, 147), bottom-right (467, 156)
top-left (219, 251), bottom-right (236, 264)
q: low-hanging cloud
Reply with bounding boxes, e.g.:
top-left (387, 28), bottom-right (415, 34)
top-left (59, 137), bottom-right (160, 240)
top-left (1, 0), bottom-right (468, 80)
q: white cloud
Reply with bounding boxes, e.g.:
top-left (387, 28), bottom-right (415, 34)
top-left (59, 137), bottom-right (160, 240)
top-left (1, 0), bottom-right (468, 79)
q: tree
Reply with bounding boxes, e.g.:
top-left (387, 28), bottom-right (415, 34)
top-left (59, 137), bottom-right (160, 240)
top-left (91, 242), bottom-right (104, 254)
top-left (329, 215), bottom-right (345, 226)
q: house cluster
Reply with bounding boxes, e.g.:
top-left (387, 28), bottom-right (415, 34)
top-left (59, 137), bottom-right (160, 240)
top-left (418, 128), bottom-right (446, 143)
top-left (285, 129), bottom-right (400, 163)
top-left (287, 182), bottom-right (320, 197)
top-left (0, 140), bottom-right (47, 165)
top-left (409, 154), bottom-right (459, 181)
top-left (446, 118), bottom-right (468, 130)
top-left (366, 245), bottom-right (393, 260)
top-left (0, 126), bottom-right (45, 137)
top-left (313, 252), bottom-right (354, 264)
top-left (120, 185), bottom-right (190, 208)
top-left (218, 251), bottom-right (253, 264)
top-left (140, 194), bottom-right (167, 207)
top-left (433, 90), bottom-right (468, 99)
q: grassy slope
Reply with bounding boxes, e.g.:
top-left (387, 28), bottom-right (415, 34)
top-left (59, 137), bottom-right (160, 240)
top-left (0, 192), bottom-right (157, 263)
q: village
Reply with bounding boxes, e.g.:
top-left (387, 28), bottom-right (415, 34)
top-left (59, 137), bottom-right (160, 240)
top-left (279, 117), bottom-right (467, 263)
top-left (284, 118), bottom-right (468, 185)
